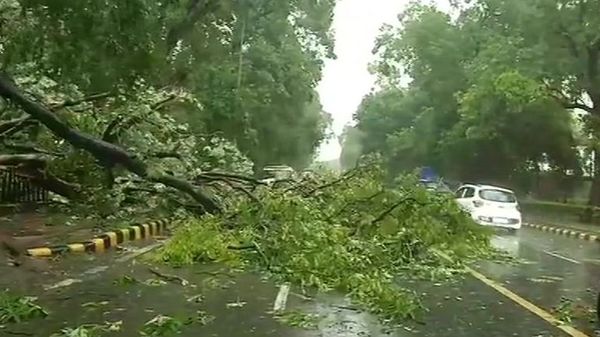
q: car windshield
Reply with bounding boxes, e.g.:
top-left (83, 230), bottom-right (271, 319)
top-left (479, 189), bottom-right (516, 203)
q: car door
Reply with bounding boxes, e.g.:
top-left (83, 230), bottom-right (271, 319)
top-left (456, 187), bottom-right (475, 212)
top-left (455, 187), bottom-right (468, 210)
top-left (461, 187), bottom-right (476, 212)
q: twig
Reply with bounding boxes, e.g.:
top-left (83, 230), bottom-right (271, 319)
top-left (50, 92), bottom-right (112, 110)
top-left (200, 176), bottom-right (260, 203)
top-left (252, 240), bottom-right (270, 269)
top-left (5, 331), bottom-right (33, 336)
top-left (328, 190), bottom-right (385, 220)
top-left (371, 197), bottom-right (421, 225)
top-left (227, 241), bottom-right (270, 268)
top-left (332, 304), bottom-right (360, 311)
top-left (102, 95), bottom-right (178, 143)
top-left (150, 94), bottom-right (177, 110)
top-left (198, 171), bottom-right (265, 185)
top-left (0, 116), bottom-right (37, 138)
top-left (304, 167), bottom-right (363, 196)
top-left (289, 292), bottom-right (313, 301)
top-left (122, 186), bottom-right (161, 194)
top-left (196, 270), bottom-right (235, 278)
top-left (227, 243), bottom-right (257, 250)
top-left (3, 143), bottom-right (66, 157)
top-left (148, 268), bottom-right (189, 286)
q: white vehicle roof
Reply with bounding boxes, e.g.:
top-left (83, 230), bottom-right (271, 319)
top-left (263, 165), bottom-right (294, 171)
top-left (459, 184), bottom-right (515, 194)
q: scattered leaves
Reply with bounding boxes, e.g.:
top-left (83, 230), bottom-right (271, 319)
top-left (141, 315), bottom-right (184, 337)
top-left (50, 321), bottom-right (122, 337)
top-left (113, 275), bottom-right (139, 286)
top-left (275, 310), bottom-right (321, 330)
top-left (226, 299), bottom-right (247, 309)
top-left (0, 292), bottom-right (48, 324)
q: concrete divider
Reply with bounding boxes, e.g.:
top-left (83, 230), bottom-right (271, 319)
top-left (26, 219), bottom-right (170, 257)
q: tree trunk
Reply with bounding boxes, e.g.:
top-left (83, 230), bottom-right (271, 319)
top-left (0, 73), bottom-right (220, 214)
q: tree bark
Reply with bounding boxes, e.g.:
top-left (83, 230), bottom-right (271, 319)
top-left (0, 73), bottom-right (220, 213)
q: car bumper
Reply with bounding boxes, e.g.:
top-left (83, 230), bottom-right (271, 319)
top-left (472, 215), bottom-right (521, 229)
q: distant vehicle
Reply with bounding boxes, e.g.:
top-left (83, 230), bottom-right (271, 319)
top-left (260, 165), bottom-right (296, 185)
top-left (454, 184), bottom-right (522, 231)
top-left (420, 166), bottom-right (439, 182)
top-left (419, 179), bottom-right (453, 194)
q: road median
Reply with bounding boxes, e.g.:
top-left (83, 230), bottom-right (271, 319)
top-left (523, 222), bottom-right (600, 242)
top-left (26, 219), bottom-right (171, 257)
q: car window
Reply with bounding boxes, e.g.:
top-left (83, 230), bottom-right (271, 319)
top-left (479, 189), bottom-right (516, 203)
top-left (455, 188), bottom-right (465, 198)
top-left (463, 187), bottom-right (475, 198)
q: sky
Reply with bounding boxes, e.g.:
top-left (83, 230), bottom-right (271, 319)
top-left (316, 0), bottom-right (449, 161)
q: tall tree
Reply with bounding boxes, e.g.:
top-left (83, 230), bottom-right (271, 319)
top-left (0, 0), bottom-right (336, 214)
top-left (349, 2), bottom-right (580, 186)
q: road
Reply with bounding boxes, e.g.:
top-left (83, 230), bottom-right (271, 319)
top-left (1, 227), bottom-right (600, 337)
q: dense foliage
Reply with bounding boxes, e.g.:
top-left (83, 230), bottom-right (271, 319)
top-left (158, 159), bottom-right (493, 321)
top-left (342, 0), bottom-right (600, 199)
top-left (0, 0), bottom-right (337, 216)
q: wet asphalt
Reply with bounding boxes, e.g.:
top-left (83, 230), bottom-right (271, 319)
top-left (0, 227), bottom-right (599, 337)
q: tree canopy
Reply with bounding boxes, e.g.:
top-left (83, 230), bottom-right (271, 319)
top-left (0, 0), bottom-right (336, 216)
top-left (345, 1), bottom-right (589, 195)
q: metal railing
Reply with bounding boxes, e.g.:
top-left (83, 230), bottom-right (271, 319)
top-left (0, 167), bottom-right (48, 204)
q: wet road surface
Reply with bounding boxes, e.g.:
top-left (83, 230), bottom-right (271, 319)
top-left (0, 227), bottom-right (599, 337)
top-left (475, 228), bottom-right (600, 335)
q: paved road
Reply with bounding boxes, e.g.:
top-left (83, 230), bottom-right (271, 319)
top-left (1, 227), bottom-right (599, 337)
top-left (474, 228), bottom-right (600, 335)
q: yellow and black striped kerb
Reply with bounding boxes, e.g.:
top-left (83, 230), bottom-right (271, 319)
top-left (523, 222), bottom-right (600, 242)
top-left (26, 219), bottom-right (169, 257)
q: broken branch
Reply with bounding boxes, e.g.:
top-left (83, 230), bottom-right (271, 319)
top-left (3, 143), bottom-right (66, 157)
top-left (50, 92), bottom-right (112, 111)
top-left (0, 116), bottom-right (37, 137)
top-left (372, 197), bottom-right (421, 225)
top-left (0, 73), bottom-right (220, 214)
top-left (197, 171), bottom-right (265, 185)
top-left (0, 154), bottom-right (47, 168)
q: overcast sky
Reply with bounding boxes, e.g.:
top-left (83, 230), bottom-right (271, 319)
top-left (316, 0), bottom-right (449, 161)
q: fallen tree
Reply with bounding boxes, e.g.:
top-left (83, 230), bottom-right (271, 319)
top-left (157, 158), bottom-right (497, 323)
top-left (0, 73), bottom-right (221, 214)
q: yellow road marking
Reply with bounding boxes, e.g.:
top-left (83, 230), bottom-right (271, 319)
top-left (465, 266), bottom-right (589, 337)
top-left (432, 249), bottom-right (589, 337)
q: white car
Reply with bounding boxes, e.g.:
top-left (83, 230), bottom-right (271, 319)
top-left (455, 184), bottom-right (522, 231)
